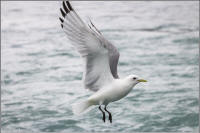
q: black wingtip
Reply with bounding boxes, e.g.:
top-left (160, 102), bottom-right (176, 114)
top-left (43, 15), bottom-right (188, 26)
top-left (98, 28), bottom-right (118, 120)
top-left (59, 17), bottom-right (64, 23)
top-left (88, 24), bottom-right (91, 29)
top-left (60, 8), bottom-right (66, 17)
top-left (61, 24), bottom-right (63, 28)
top-left (66, 1), bottom-right (73, 11)
top-left (63, 1), bottom-right (69, 13)
top-left (90, 20), bottom-right (95, 27)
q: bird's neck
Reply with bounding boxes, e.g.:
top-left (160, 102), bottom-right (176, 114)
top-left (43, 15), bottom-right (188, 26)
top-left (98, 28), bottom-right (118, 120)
top-left (115, 78), bottom-right (135, 94)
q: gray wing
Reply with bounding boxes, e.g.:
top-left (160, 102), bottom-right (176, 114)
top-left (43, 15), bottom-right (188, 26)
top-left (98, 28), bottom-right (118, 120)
top-left (59, 1), bottom-right (120, 91)
top-left (88, 20), bottom-right (120, 79)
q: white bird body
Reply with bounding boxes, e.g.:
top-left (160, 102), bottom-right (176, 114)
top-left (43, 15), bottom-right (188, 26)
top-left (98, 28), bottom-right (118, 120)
top-left (88, 78), bottom-right (136, 105)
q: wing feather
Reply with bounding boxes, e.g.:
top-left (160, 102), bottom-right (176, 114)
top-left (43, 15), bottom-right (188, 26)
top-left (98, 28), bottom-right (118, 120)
top-left (59, 1), bottom-right (120, 91)
top-left (88, 20), bottom-right (120, 78)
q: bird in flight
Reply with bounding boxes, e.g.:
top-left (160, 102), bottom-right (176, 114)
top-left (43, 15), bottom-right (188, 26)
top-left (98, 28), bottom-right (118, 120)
top-left (59, 1), bottom-right (147, 123)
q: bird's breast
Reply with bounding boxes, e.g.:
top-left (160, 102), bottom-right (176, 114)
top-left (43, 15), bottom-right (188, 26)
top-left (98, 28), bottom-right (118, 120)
top-left (108, 86), bottom-right (132, 102)
top-left (88, 80), bottom-right (132, 105)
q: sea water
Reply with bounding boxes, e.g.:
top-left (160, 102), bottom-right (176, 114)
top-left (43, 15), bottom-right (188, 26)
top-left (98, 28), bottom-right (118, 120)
top-left (1, 1), bottom-right (199, 132)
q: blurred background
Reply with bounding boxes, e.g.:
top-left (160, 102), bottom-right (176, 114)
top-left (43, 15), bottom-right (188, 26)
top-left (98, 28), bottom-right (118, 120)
top-left (1, 1), bottom-right (199, 132)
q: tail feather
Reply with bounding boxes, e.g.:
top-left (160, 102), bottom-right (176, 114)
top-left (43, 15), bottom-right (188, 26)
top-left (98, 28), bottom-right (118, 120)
top-left (72, 100), bottom-right (93, 115)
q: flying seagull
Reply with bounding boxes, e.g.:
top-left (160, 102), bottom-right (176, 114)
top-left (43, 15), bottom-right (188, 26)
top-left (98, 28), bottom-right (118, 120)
top-left (59, 1), bottom-right (147, 123)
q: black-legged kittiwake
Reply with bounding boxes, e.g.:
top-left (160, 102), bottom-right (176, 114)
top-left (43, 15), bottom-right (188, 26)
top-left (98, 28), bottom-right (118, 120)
top-left (59, 1), bottom-right (147, 123)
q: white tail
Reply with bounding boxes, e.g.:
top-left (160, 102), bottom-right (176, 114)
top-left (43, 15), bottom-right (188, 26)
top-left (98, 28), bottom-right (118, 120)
top-left (72, 100), bottom-right (93, 115)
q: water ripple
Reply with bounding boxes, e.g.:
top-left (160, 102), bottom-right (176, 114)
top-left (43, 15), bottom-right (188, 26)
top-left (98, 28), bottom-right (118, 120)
top-left (1, 1), bottom-right (199, 132)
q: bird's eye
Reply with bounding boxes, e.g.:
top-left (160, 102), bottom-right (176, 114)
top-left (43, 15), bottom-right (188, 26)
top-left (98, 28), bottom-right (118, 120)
top-left (133, 77), bottom-right (137, 80)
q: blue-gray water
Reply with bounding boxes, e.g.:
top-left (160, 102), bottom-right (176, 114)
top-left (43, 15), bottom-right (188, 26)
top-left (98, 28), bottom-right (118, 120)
top-left (1, 1), bottom-right (199, 132)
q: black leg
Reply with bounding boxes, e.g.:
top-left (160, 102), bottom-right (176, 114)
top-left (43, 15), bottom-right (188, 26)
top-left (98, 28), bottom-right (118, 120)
top-left (99, 105), bottom-right (105, 122)
top-left (104, 105), bottom-right (112, 123)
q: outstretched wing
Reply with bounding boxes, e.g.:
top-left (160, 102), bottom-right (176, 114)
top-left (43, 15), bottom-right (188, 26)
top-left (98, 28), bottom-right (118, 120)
top-left (59, 1), bottom-right (120, 91)
top-left (88, 20), bottom-right (120, 78)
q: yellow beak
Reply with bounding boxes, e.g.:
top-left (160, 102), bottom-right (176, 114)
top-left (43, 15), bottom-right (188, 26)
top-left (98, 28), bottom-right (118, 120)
top-left (137, 79), bottom-right (147, 82)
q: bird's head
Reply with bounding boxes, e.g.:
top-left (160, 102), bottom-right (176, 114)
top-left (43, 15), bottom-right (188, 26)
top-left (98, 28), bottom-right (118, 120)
top-left (126, 74), bottom-right (147, 87)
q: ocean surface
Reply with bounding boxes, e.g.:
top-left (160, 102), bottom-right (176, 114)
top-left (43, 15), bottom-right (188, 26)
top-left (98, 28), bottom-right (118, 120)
top-left (1, 1), bottom-right (199, 132)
